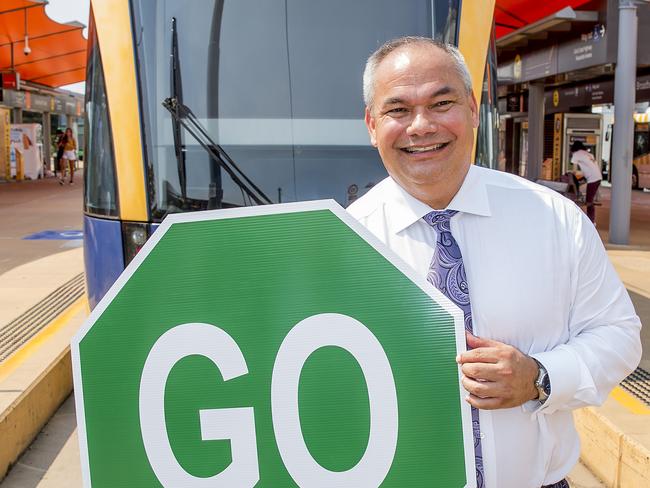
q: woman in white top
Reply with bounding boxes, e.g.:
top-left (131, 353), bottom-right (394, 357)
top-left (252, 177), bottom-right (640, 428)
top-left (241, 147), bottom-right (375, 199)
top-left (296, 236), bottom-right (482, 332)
top-left (59, 128), bottom-right (77, 185)
top-left (570, 141), bottom-right (602, 223)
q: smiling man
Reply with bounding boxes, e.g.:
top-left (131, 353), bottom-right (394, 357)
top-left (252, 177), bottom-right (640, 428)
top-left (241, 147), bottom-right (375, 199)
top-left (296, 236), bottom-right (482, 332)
top-left (348, 37), bottom-right (641, 488)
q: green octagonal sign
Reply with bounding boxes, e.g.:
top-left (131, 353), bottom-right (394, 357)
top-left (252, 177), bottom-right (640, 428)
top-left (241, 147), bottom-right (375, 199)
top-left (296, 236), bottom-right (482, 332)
top-left (72, 200), bottom-right (475, 487)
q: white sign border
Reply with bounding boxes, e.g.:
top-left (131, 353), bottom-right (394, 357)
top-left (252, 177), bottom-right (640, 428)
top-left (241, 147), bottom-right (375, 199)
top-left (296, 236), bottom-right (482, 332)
top-left (71, 199), bottom-right (475, 488)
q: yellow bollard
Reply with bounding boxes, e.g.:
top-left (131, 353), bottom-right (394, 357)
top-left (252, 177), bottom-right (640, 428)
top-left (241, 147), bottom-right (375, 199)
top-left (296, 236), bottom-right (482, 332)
top-left (15, 151), bottom-right (24, 181)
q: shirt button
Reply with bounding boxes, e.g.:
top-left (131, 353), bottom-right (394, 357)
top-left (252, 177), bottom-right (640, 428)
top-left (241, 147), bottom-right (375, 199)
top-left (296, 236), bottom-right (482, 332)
top-left (480, 432), bottom-right (486, 440)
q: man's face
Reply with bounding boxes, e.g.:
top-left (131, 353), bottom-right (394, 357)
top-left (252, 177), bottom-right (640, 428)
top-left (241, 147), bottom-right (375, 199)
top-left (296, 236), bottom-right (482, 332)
top-left (365, 44), bottom-right (478, 199)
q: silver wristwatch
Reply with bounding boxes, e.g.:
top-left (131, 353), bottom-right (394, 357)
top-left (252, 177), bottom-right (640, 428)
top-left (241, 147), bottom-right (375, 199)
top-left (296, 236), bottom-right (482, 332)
top-left (533, 359), bottom-right (551, 404)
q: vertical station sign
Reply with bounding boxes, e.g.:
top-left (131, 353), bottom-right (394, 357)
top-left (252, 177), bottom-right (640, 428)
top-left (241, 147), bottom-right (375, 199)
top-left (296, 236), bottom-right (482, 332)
top-left (0, 108), bottom-right (10, 180)
top-left (72, 200), bottom-right (475, 487)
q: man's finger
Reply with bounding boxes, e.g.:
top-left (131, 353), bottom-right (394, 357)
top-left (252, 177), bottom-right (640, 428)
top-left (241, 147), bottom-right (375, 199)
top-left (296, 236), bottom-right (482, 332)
top-left (457, 346), bottom-right (500, 364)
top-left (461, 362), bottom-right (502, 381)
top-left (461, 376), bottom-right (498, 398)
top-left (465, 393), bottom-right (502, 410)
top-left (466, 331), bottom-right (500, 349)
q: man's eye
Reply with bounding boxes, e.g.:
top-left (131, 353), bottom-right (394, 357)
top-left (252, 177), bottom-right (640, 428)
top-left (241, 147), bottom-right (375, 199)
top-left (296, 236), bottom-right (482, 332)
top-left (386, 107), bottom-right (407, 114)
top-left (434, 100), bottom-right (453, 109)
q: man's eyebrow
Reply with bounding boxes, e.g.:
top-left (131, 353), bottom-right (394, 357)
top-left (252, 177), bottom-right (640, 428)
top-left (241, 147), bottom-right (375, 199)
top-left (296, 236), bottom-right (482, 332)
top-left (431, 86), bottom-right (455, 97)
top-left (380, 86), bottom-right (458, 107)
top-left (382, 97), bottom-right (405, 106)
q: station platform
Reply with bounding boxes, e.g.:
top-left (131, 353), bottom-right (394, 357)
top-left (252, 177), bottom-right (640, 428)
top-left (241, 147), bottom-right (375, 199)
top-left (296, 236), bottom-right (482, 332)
top-left (0, 178), bottom-right (648, 487)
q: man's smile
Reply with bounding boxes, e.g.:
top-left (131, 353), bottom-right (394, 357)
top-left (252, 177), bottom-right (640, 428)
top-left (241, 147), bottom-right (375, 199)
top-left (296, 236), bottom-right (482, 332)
top-left (400, 142), bottom-right (450, 154)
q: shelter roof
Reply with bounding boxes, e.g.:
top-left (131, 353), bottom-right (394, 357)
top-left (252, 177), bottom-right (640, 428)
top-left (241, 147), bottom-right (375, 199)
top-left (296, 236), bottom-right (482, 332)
top-left (0, 0), bottom-right (86, 88)
top-left (495, 0), bottom-right (594, 39)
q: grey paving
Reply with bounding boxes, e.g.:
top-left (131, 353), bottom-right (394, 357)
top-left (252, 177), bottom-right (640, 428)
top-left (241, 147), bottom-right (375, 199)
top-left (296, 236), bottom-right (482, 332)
top-left (0, 395), bottom-right (81, 488)
top-left (0, 176), bottom-right (83, 276)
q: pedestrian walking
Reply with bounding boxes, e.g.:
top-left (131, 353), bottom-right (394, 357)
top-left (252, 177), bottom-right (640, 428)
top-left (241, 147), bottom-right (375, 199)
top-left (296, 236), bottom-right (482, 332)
top-left (54, 129), bottom-right (65, 179)
top-left (570, 140), bottom-right (602, 223)
top-left (59, 128), bottom-right (78, 185)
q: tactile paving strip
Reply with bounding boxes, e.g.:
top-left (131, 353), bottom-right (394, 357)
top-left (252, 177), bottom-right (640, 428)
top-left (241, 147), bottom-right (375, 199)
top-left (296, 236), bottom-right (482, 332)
top-left (0, 273), bottom-right (85, 362)
top-left (620, 367), bottom-right (650, 406)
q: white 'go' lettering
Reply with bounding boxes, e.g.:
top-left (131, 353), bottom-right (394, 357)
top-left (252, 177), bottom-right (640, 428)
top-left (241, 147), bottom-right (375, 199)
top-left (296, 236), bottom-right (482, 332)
top-left (139, 323), bottom-right (259, 487)
top-left (139, 314), bottom-right (398, 488)
top-left (272, 313), bottom-right (398, 487)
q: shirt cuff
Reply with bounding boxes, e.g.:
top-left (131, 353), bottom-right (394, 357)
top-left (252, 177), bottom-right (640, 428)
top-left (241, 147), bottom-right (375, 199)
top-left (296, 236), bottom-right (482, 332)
top-left (525, 347), bottom-right (581, 415)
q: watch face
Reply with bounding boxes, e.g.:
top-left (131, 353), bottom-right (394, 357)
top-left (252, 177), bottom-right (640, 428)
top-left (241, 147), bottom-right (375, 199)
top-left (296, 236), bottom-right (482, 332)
top-left (543, 376), bottom-right (551, 396)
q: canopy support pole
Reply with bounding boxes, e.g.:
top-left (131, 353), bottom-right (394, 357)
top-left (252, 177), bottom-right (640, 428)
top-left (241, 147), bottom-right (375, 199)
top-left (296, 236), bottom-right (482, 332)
top-left (609, 0), bottom-right (644, 244)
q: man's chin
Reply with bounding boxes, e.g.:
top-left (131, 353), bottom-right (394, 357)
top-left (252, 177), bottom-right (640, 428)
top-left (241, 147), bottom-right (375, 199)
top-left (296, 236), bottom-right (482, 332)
top-left (389, 159), bottom-right (471, 192)
top-left (390, 168), bottom-right (447, 192)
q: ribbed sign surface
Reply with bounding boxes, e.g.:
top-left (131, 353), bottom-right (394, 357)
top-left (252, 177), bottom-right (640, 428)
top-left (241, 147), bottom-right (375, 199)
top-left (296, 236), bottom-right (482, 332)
top-left (72, 201), bottom-right (475, 487)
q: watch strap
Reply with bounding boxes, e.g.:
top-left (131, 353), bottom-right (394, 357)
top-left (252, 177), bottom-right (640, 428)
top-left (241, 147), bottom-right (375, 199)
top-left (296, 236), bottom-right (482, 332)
top-left (533, 358), bottom-right (551, 404)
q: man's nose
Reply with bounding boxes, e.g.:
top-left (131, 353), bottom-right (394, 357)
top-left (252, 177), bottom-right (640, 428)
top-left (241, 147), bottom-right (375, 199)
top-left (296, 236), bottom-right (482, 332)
top-left (406, 111), bottom-right (438, 137)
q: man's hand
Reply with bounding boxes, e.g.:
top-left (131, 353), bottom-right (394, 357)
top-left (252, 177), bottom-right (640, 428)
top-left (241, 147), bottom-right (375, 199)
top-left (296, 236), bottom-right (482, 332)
top-left (457, 332), bottom-right (539, 410)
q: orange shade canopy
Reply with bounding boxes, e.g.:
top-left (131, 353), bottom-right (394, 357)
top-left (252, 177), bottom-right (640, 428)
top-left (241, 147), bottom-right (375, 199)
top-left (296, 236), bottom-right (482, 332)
top-left (495, 0), bottom-right (594, 39)
top-left (0, 0), bottom-right (86, 87)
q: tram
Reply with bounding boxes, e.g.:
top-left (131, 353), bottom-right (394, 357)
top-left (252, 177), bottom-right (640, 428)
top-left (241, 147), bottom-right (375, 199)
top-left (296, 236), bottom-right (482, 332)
top-left (84, 0), bottom-right (498, 308)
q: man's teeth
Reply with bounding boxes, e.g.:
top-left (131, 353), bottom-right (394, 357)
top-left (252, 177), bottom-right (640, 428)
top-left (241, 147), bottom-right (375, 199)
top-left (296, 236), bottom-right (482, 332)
top-left (404, 143), bottom-right (446, 153)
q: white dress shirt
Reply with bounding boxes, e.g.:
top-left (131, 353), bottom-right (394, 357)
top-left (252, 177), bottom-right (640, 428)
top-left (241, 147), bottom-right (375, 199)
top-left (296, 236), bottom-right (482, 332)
top-left (347, 165), bottom-right (641, 488)
top-left (571, 150), bottom-right (602, 183)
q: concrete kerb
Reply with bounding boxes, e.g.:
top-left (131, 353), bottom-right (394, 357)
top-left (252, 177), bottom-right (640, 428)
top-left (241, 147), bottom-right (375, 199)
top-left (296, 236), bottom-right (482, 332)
top-left (0, 249), bottom-right (86, 482)
top-left (605, 244), bottom-right (650, 252)
top-left (0, 303), bottom-right (87, 479)
top-left (0, 300), bottom-right (87, 482)
top-left (0, 348), bottom-right (73, 481)
top-left (575, 406), bottom-right (650, 488)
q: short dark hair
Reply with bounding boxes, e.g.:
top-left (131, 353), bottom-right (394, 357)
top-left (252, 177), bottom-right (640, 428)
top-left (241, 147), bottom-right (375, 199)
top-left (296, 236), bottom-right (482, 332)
top-left (571, 141), bottom-right (586, 153)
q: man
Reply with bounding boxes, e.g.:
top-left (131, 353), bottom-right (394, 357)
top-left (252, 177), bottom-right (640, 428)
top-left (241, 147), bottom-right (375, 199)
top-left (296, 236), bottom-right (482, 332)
top-left (348, 37), bottom-right (641, 488)
top-left (570, 140), bottom-right (602, 223)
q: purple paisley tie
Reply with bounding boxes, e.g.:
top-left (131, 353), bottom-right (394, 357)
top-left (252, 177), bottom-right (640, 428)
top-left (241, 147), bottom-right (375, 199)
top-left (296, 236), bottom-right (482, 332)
top-left (423, 209), bottom-right (484, 488)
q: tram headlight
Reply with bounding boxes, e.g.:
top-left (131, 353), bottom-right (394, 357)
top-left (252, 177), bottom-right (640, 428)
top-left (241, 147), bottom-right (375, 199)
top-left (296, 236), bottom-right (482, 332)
top-left (122, 222), bottom-right (150, 266)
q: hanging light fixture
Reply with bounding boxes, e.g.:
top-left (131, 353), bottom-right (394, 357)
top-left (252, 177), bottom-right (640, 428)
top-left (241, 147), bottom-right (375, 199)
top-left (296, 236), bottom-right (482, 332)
top-left (23, 8), bottom-right (31, 56)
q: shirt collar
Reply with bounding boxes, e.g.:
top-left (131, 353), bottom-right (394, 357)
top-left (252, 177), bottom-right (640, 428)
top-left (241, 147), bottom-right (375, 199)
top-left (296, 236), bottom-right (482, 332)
top-left (385, 165), bottom-right (492, 234)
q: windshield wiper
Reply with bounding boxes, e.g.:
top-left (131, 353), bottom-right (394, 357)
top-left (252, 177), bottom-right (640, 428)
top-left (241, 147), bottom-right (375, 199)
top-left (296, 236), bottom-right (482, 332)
top-left (162, 97), bottom-right (273, 206)
top-left (169, 17), bottom-right (188, 204)
top-left (166, 17), bottom-right (271, 207)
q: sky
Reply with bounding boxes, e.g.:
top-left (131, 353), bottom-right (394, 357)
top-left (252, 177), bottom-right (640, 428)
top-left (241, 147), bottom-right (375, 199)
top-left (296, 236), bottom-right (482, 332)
top-left (45, 0), bottom-right (91, 94)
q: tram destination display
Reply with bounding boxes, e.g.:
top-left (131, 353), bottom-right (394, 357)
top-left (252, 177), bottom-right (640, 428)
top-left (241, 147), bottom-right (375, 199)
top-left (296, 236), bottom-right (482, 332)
top-left (72, 200), bottom-right (475, 487)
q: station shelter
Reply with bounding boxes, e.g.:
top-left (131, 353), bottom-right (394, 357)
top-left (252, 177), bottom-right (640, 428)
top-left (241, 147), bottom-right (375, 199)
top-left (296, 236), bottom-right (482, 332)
top-left (496, 0), bottom-right (650, 191)
top-left (0, 0), bottom-right (86, 182)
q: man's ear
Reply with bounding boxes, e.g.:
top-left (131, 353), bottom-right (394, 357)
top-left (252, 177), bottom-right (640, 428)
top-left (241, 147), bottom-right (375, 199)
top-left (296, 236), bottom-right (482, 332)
top-left (365, 107), bottom-right (378, 147)
top-left (469, 91), bottom-right (479, 129)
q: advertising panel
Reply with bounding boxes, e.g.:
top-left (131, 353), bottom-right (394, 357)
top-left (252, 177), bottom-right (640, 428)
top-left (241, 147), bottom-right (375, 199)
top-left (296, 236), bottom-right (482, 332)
top-left (10, 124), bottom-right (43, 180)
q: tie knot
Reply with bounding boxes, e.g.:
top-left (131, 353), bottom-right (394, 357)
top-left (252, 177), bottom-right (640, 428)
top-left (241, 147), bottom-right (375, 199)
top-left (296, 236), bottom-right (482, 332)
top-left (423, 210), bottom-right (458, 230)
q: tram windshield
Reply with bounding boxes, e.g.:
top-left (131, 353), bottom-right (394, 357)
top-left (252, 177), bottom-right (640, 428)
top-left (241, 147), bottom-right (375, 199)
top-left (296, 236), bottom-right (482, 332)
top-left (131, 0), bottom-right (462, 220)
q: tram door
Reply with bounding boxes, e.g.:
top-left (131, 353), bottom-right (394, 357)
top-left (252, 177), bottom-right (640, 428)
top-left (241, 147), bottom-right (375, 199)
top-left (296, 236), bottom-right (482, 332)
top-left (561, 114), bottom-right (602, 174)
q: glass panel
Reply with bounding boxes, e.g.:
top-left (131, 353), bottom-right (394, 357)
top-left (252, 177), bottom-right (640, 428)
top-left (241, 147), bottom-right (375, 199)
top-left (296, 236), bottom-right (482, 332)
top-left (634, 128), bottom-right (649, 158)
top-left (432, 0), bottom-right (460, 44)
top-left (475, 25), bottom-right (498, 169)
top-left (131, 0), bottom-right (463, 220)
top-left (84, 14), bottom-right (119, 217)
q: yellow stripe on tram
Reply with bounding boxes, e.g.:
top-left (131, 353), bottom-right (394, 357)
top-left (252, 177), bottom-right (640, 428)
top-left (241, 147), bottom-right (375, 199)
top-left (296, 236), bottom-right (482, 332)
top-left (91, 0), bottom-right (148, 222)
top-left (611, 386), bottom-right (650, 415)
top-left (0, 298), bottom-right (86, 382)
top-left (457, 0), bottom-right (496, 162)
